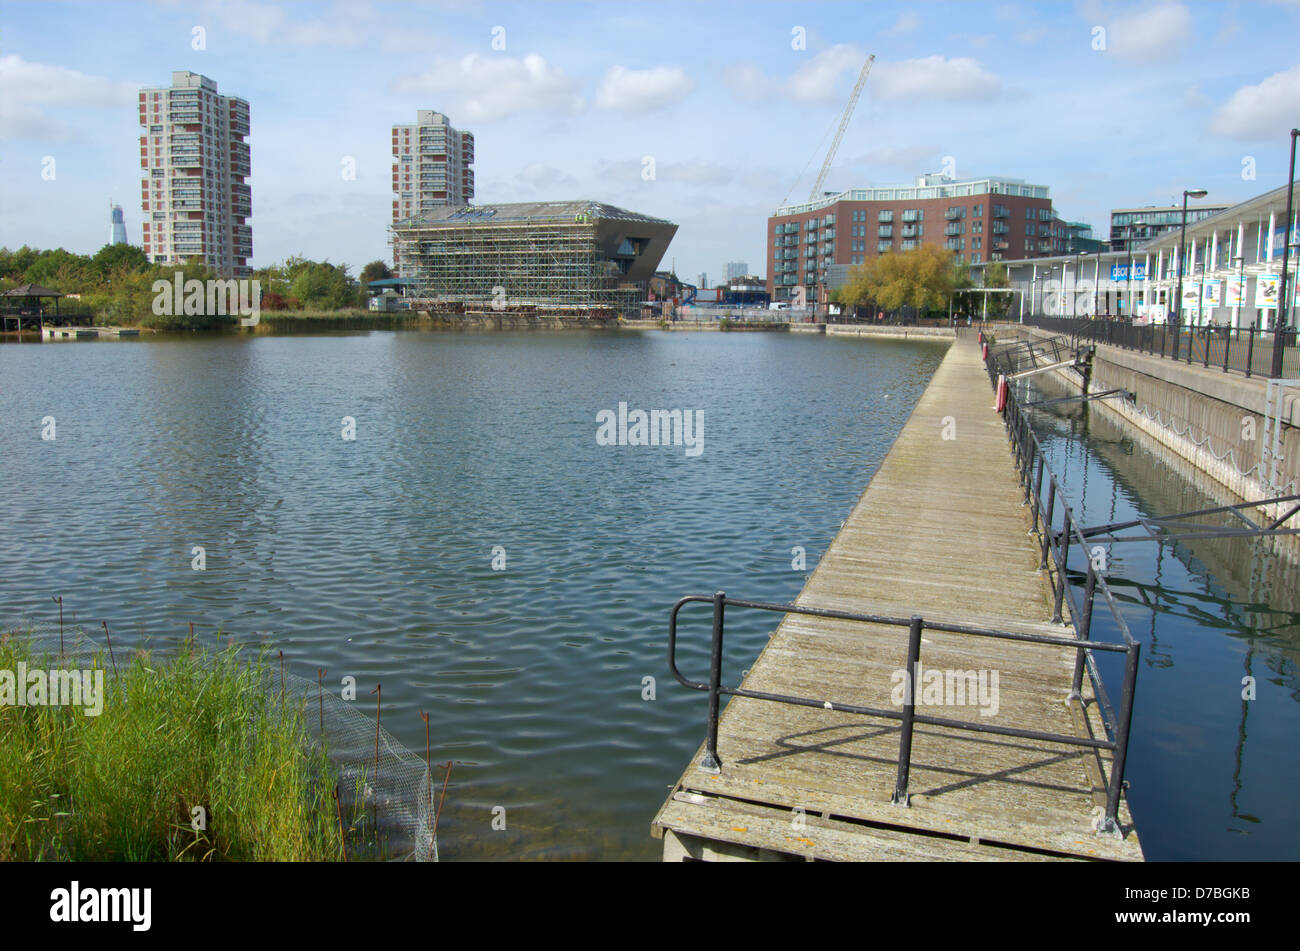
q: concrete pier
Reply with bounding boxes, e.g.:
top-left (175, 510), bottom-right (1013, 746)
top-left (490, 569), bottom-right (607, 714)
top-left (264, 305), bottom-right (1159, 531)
top-left (653, 338), bottom-right (1143, 862)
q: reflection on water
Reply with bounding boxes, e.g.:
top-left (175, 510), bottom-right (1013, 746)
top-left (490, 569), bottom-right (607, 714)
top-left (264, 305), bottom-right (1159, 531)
top-left (0, 330), bottom-right (948, 860)
top-left (1025, 373), bottom-right (1299, 860)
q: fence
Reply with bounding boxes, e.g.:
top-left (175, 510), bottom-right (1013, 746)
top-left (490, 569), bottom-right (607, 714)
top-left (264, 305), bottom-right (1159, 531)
top-left (1022, 315), bottom-right (1299, 379)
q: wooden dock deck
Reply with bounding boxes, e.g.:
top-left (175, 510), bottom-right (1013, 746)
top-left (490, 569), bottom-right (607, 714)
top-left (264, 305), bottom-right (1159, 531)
top-left (653, 338), bottom-right (1143, 862)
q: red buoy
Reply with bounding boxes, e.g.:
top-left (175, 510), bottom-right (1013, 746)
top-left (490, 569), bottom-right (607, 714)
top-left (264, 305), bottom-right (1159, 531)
top-left (995, 374), bottom-right (1008, 413)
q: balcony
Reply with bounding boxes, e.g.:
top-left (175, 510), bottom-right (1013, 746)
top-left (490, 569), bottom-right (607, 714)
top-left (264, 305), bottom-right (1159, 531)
top-left (901, 225), bottom-right (920, 238)
top-left (944, 208), bottom-right (965, 220)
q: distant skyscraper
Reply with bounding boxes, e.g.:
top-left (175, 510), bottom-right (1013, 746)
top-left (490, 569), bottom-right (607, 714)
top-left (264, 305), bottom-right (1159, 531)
top-left (391, 110), bottom-right (475, 273)
top-left (726, 261), bottom-right (748, 280)
top-left (138, 71), bottom-right (251, 278)
top-left (109, 202), bottom-right (127, 245)
top-left (698, 272), bottom-right (708, 289)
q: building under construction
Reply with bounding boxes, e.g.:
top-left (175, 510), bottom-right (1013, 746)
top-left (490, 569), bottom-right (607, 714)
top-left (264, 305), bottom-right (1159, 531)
top-left (391, 200), bottom-right (677, 319)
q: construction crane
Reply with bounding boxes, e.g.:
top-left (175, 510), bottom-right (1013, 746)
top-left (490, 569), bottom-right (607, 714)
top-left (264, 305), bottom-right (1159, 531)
top-left (807, 52), bottom-right (875, 202)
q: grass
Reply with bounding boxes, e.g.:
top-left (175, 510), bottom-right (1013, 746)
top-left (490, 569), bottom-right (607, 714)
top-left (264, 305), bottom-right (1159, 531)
top-left (0, 633), bottom-right (362, 861)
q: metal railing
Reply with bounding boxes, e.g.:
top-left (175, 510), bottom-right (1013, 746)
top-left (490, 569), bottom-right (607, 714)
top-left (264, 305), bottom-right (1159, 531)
top-left (1022, 315), bottom-right (1299, 379)
top-left (668, 361), bottom-right (1144, 834)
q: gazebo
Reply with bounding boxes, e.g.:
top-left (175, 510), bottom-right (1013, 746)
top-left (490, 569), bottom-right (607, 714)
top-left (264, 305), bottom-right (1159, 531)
top-left (1, 284), bottom-right (64, 332)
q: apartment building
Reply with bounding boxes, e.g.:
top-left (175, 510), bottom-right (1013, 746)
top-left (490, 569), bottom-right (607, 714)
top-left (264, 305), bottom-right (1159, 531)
top-left (391, 110), bottom-right (475, 271)
top-left (1109, 203), bottom-right (1233, 254)
top-left (766, 173), bottom-right (1060, 303)
top-left (138, 71), bottom-right (251, 279)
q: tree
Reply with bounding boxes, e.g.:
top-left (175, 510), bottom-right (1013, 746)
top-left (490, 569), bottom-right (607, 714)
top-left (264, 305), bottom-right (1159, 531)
top-left (287, 260), bottom-right (359, 310)
top-left (90, 243), bottom-right (149, 280)
top-left (980, 261), bottom-right (1014, 319)
top-left (839, 245), bottom-right (967, 319)
top-left (359, 260), bottom-right (392, 289)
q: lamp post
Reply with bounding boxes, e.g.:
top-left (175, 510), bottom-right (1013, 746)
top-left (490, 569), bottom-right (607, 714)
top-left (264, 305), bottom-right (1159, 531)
top-left (1270, 128), bottom-right (1299, 378)
top-left (1071, 248), bottom-right (1081, 318)
top-left (1127, 247), bottom-right (1135, 321)
top-left (1174, 187), bottom-right (1208, 359)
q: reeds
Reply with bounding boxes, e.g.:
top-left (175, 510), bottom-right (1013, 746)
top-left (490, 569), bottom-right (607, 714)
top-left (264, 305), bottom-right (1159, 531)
top-left (0, 633), bottom-right (360, 861)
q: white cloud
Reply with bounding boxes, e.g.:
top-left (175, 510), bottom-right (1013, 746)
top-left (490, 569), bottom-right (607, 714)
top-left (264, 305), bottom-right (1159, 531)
top-left (1106, 2), bottom-right (1191, 62)
top-left (205, 0), bottom-right (364, 47)
top-left (1208, 63), bottom-right (1300, 139)
top-left (515, 164), bottom-right (575, 188)
top-left (722, 63), bottom-right (775, 103)
top-left (872, 56), bottom-right (1002, 103)
top-left (595, 65), bottom-right (693, 113)
top-left (594, 157), bottom-right (734, 187)
top-left (0, 55), bottom-right (137, 141)
top-left (788, 44), bottom-right (865, 105)
top-left (852, 144), bottom-right (944, 171)
top-left (391, 54), bottom-right (583, 122)
top-left (887, 13), bottom-right (922, 36)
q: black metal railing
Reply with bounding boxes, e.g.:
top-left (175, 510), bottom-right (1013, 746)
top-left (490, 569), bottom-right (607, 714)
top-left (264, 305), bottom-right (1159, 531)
top-left (669, 361), bottom-right (1145, 837)
top-left (1021, 315), bottom-right (1299, 379)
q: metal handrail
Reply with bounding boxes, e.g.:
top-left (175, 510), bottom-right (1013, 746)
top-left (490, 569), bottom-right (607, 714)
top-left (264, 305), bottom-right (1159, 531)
top-left (668, 586), bottom-right (1138, 832)
top-left (1021, 314), bottom-right (1298, 379)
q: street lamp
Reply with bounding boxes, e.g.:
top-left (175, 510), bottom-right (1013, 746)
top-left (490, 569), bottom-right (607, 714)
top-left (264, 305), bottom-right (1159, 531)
top-left (1174, 187), bottom-right (1208, 358)
top-left (1270, 129), bottom-right (1299, 378)
top-left (1072, 250), bottom-right (1088, 318)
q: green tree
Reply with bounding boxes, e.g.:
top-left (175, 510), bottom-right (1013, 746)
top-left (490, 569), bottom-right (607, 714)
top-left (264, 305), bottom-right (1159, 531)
top-left (359, 260), bottom-right (392, 289)
top-left (840, 245), bottom-right (967, 319)
top-left (90, 243), bottom-right (149, 281)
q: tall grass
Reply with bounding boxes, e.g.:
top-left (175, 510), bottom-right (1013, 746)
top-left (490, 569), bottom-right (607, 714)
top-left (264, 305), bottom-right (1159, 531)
top-left (0, 634), bottom-right (360, 861)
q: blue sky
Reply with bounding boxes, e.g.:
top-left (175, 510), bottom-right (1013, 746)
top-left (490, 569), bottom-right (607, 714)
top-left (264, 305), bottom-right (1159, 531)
top-left (2, 0), bottom-right (1298, 280)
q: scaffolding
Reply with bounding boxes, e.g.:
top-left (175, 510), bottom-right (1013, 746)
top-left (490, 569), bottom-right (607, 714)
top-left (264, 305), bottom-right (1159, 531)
top-left (391, 201), bottom-right (675, 319)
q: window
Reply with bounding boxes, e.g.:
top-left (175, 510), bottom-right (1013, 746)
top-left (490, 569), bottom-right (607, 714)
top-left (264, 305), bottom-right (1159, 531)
top-left (901, 209), bottom-right (923, 223)
top-left (878, 210), bottom-right (894, 223)
top-left (878, 225), bottom-right (893, 238)
top-left (973, 205), bottom-right (983, 217)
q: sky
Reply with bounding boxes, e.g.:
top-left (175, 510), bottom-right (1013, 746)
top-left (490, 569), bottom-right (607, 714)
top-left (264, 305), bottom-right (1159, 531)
top-left (2, 0), bottom-right (1299, 282)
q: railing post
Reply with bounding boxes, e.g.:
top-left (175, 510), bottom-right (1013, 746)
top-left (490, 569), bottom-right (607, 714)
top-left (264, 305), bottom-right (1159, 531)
top-left (700, 591), bottom-right (726, 773)
top-left (1070, 560), bottom-right (1097, 699)
top-left (1223, 328), bottom-right (1231, 373)
top-left (1041, 479), bottom-right (1056, 569)
top-left (892, 615), bottom-right (924, 807)
top-left (1031, 456), bottom-right (1044, 529)
top-left (1246, 322), bottom-right (1256, 379)
top-left (1053, 506), bottom-right (1071, 624)
top-left (1102, 640), bottom-right (1142, 835)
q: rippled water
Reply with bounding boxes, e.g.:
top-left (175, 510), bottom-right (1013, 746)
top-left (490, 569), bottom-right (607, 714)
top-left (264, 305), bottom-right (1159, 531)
top-left (0, 330), bottom-right (947, 860)
top-left (1024, 380), bottom-right (1300, 861)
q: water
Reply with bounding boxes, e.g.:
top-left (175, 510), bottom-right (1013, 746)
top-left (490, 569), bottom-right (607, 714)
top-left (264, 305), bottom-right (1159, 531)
top-left (0, 330), bottom-right (946, 860)
top-left (1022, 379), bottom-right (1300, 860)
